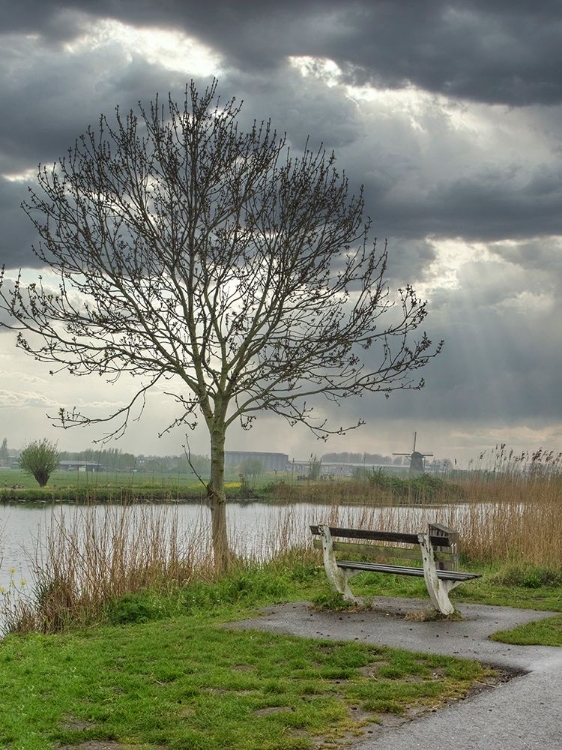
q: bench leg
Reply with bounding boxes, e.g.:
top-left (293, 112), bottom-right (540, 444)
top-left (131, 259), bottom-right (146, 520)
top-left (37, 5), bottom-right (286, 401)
top-left (418, 533), bottom-right (459, 615)
top-left (318, 524), bottom-right (359, 603)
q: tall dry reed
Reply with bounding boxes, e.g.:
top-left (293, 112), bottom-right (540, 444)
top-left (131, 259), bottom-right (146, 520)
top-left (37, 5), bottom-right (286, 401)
top-left (300, 471), bottom-right (562, 568)
top-left (4, 464), bottom-right (561, 634)
top-left (3, 504), bottom-right (213, 633)
top-left (454, 473), bottom-right (562, 566)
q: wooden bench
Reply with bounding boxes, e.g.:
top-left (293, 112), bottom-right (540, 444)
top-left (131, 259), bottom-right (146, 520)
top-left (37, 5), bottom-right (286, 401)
top-left (310, 523), bottom-right (481, 615)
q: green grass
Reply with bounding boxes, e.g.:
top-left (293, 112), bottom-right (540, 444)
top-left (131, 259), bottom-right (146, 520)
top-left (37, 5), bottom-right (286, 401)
top-left (0, 467), bottom-right (208, 499)
top-left (490, 614), bottom-right (562, 646)
top-left (0, 467), bottom-right (278, 501)
top-left (0, 597), bottom-right (494, 750)
top-left (1, 553), bottom-right (561, 748)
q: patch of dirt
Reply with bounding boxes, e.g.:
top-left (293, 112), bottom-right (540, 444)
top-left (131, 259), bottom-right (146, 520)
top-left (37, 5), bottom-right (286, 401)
top-left (254, 706), bottom-right (294, 717)
top-left (58, 744), bottom-right (167, 750)
top-left (60, 716), bottom-right (96, 732)
top-left (462, 666), bottom-right (523, 700)
top-left (311, 667), bottom-right (522, 749)
top-left (348, 703), bottom-right (377, 724)
top-left (404, 609), bottom-right (464, 622)
top-left (357, 660), bottom-right (390, 677)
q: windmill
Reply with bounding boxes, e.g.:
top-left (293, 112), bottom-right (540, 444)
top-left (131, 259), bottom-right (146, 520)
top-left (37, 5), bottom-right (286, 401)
top-left (393, 432), bottom-right (433, 476)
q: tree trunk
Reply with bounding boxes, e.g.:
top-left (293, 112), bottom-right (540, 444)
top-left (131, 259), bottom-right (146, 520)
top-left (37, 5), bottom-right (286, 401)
top-left (207, 422), bottom-right (230, 573)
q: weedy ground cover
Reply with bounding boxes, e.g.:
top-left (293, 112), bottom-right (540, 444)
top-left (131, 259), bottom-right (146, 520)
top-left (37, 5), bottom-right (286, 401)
top-left (0, 506), bottom-right (559, 747)
top-left (0, 582), bottom-right (495, 750)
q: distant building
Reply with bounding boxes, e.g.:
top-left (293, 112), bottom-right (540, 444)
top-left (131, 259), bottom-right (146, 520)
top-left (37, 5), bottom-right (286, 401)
top-left (225, 451), bottom-right (289, 472)
top-left (58, 460), bottom-right (104, 473)
top-left (313, 462), bottom-right (410, 478)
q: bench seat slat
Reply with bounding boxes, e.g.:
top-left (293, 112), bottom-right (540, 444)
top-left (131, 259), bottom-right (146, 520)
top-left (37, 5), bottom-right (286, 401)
top-left (337, 560), bottom-right (481, 581)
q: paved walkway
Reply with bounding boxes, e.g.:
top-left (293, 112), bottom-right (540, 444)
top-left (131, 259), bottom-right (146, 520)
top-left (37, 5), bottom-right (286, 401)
top-left (229, 598), bottom-right (562, 749)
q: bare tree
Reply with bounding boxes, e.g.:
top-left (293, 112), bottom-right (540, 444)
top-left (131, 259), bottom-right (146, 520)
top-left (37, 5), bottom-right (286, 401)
top-left (0, 81), bottom-right (441, 570)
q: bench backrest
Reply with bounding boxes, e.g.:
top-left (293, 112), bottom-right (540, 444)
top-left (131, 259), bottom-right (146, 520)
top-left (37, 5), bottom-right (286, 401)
top-left (310, 524), bottom-right (459, 571)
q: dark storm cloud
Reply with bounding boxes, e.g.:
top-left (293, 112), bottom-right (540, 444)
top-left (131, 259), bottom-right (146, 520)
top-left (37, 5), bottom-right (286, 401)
top-left (0, 179), bottom-right (36, 269)
top-left (4, 0), bottom-right (562, 106)
top-left (2, 1), bottom-right (562, 272)
top-left (0, 33), bottom-right (203, 175)
top-left (369, 164), bottom-right (562, 243)
top-left (0, 30), bottom-right (214, 267)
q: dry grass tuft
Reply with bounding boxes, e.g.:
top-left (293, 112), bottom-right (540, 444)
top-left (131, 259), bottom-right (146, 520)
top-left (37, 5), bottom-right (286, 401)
top-left (3, 504), bottom-right (212, 633)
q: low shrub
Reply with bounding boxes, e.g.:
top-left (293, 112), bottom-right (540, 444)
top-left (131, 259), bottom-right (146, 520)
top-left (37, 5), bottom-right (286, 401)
top-left (360, 469), bottom-right (465, 502)
top-left (106, 592), bottom-right (158, 625)
top-left (311, 590), bottom-right (359, 611)
top-left (489, 564), bottom-right (562, 589)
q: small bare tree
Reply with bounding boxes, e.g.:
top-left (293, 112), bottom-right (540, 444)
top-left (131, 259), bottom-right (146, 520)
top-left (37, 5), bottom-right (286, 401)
top-left (0, 81), bottom-right (441, 570)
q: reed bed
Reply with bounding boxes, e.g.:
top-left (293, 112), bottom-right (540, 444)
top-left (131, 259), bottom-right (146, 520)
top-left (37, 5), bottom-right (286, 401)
top-left (2, 504), bottom-right (214, 633)
top-left (2, 460), bottom-right (562, 634)
top-left (302, 475), bottom-right (562, 568)
top-left (268, 475), bottom-right (459, 506)
top-left (454, 474), bottom-right (562, 566)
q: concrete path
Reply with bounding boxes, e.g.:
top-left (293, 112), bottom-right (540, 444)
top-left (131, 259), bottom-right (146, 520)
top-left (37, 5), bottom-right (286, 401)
top-left (229, 598), bottom-right (562, 749)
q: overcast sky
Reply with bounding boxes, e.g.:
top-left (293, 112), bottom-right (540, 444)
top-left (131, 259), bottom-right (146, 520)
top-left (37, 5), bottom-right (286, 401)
top-left (1, 0), bottom-right (561, 466)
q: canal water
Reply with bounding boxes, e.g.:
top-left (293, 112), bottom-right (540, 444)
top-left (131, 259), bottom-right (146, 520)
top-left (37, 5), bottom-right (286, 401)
top-left (0, 500), bottom-right (466, 595)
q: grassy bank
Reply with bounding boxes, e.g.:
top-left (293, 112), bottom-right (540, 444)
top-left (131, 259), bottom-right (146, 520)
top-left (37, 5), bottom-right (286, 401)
top-left (0, 566), bottom-right (498, 750)
top-left (0, 465), bottom-right (473, 504)
top-left (0, 470), bottom-right (453, 504)
top-left (0, 557), bottom-right (560, 749)
top-left (0, 467), bottom-right (208, 503)
top-left (1, 466), bottom-right (561, 747)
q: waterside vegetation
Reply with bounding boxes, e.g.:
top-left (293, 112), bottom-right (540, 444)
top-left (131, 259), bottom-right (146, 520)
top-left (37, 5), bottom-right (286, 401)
top-left (0, 586), bottom-right (495, 750)
top-left (0, 452), bottom-right (561, 748)
top-left (2, 462), bottom-right (562, 633)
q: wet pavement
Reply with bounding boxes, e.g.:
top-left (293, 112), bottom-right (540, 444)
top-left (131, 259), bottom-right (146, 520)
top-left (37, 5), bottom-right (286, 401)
top-left (229, 598), bottom-right (562, 749)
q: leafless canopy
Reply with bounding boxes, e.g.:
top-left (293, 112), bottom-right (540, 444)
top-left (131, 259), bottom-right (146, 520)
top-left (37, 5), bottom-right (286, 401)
top-left (0, 80), bottom-right (441, 443)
